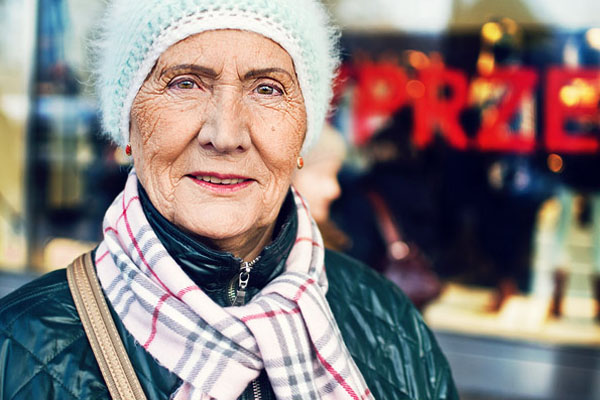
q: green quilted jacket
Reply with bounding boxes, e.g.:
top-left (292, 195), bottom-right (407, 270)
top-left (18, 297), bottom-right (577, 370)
top-left (0, 191), bottom-right (458, 399)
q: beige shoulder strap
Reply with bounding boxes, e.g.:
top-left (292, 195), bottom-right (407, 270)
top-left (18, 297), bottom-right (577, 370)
top-left (67, 252), bottom-right (147, 400)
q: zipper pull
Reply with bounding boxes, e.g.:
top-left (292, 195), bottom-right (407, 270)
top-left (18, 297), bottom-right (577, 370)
top-left (233, 256), bottom-right (260, 306)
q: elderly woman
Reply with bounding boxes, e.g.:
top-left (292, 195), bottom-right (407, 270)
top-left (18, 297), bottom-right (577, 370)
top-left (0, 0), bottom-right (458, 399)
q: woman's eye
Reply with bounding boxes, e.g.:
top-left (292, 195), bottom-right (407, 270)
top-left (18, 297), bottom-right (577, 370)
top-left (256, 84), bottom-right (282, 96)
top-left (170, 79), bottom-right (197, 89)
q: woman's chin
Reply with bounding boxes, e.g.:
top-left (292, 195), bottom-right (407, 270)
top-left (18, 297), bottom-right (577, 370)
top-left (174, 210), bottom-right (260, 245)
top-left (167, 179), bottom-right (282, 253)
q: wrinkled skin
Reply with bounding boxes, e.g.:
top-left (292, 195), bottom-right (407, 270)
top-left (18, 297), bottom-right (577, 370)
top-left (130, 30), bottom-right (306, 261)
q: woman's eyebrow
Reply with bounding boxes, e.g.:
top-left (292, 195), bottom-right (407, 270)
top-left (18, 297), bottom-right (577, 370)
top-left (243, 67), bottom-right (294, 81)
top-left (159, 64), bottom-right (219, 78)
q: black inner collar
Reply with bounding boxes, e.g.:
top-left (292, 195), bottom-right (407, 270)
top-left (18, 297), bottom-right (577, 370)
top-left (137, 182), bottom-right (298, 306)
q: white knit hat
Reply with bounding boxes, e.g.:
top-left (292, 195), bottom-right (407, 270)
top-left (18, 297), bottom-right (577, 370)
top-left (95, 0), bottom-right (340, 155)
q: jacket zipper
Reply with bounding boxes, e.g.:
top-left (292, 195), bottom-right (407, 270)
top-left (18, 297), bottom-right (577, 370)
top-left (228, 256), bottom-right (263, 400)
top-left (251, 379), bottom-right (262, 400)
top-left (231, 256), bottom-right (260, 306)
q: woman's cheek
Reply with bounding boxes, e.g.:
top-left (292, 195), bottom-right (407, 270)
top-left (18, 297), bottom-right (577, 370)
top-left (269, 107), bottom-right (306, 148)
top-left (131, 99), bottom-right (161, 143)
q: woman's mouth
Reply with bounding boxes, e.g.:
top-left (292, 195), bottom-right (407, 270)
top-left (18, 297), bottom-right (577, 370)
top-left (187, 173), bottom-right (253, 191)
top-left (194, 175), bottom-right (248, 185)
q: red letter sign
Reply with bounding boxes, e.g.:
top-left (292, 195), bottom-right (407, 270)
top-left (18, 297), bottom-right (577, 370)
top-left (475, 68), bottom-right (539, 153)
top-left (413, 65), bottom-right (469, 150)
top-left (546, 68), bottom-right (600, 153)
top-left (354, 62), bottom-right (408, 145)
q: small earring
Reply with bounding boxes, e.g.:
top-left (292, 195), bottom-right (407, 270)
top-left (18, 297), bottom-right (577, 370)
top-left (296, 156), bottom-right (304, 169)
top-left (125, 143), bottom-right (132, 156)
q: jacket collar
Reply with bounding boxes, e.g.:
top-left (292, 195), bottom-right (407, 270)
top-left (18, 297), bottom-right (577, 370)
top-left (138, 183), bottom-right (297, 306)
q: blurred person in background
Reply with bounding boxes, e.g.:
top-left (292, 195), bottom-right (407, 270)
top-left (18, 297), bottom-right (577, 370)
top-left (0, 0), bottom-right (458, 399)
top-left (292, 123), bottom-right (351, 251)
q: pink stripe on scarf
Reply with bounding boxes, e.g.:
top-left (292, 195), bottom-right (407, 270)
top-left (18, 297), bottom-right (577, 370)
top-left (314, 347), bottom-right (360, 400)
top-left (144, 285), bottom-right (200, 348)
top-left (295, 237), bottom-right (323, 247)
top-left (121, 194), bottom-right (175, 297)
top-left (144, 293), bottom-right (171, 348)
top-left (292, 186), bottom-right (310, 214)
top-left (293, 278), bottom-right (315, 301)
top-left (103, 196), bottom-right (139, 237)
top-left (241, 307), bottom-right (301, 322)
top-left (96, 250), bottom-right (110, 264)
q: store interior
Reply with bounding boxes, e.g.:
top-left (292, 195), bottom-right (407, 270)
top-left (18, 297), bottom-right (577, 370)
top-left (1, 0), bottom-right (600, 399)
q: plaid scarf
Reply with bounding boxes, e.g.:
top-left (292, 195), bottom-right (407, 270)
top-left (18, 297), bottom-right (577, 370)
top-left (96, 171), bottom-right (373, 400)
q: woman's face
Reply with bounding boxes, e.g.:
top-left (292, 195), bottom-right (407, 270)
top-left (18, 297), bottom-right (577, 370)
top-left (130, 30), bottom-right (306, 259)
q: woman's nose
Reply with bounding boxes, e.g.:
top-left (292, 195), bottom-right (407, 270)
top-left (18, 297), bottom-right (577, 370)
top-left (327, 177), bottom-right (341, 201)
top-left (196, 93), bottom-right (251, 153)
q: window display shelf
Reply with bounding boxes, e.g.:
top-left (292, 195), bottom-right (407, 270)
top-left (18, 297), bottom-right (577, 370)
top-left (427, 283), bottom-right (600, 400)
top-left (425, 283), bottom-right (600, 346)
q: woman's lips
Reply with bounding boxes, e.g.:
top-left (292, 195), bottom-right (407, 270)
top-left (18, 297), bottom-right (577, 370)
top-left (187, 172), bottom-right (253, 191)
